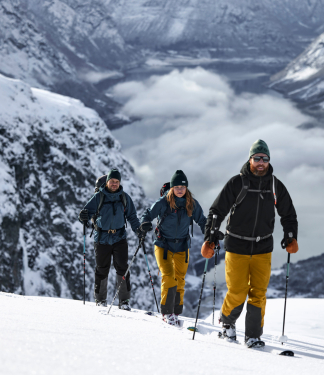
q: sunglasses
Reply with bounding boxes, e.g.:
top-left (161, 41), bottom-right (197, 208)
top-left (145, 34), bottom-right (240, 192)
top-left (252, 156), bottom-right (270, 163)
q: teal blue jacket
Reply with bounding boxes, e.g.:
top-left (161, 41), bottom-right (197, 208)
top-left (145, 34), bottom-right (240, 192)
top-left (141, 195), bottom-right (206, 253)
top-left (82, 185), bottom-right (140, 245)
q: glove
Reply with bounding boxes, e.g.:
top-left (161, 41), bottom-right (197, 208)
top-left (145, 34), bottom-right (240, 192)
top-left (201, 241), bottom-right (215, 259)
top-left (286, 239), bottom-right (299, 253)
top-left (204, 227), bottom-right (224, 244)
top-left (79, 209), bottom-right (88, 223)
top-left (281, 232), bottom-right (299, 253)
top-left (137, 222), bottom-right (153, 239)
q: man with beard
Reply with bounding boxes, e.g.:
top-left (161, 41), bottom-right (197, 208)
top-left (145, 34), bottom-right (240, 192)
top-left (79, 169), bottom-right (141, 310)
top-left (203, 139), bottom-right (298, 348)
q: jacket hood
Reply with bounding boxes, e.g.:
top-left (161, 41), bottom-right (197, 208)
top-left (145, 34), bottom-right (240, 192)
top-left (99, 184), bottom-right (124, 200)
top-left (240, 161), bottom-right (273, 182)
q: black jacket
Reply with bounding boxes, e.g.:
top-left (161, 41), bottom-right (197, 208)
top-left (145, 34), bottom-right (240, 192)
top-left (206, 162), bottom-right (298, 256)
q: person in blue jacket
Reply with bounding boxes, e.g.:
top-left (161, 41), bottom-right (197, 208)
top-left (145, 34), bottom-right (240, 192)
top-left (140, 170), bottom-right (206, 325)
top-left (79, 169), bottom-right (140, 310)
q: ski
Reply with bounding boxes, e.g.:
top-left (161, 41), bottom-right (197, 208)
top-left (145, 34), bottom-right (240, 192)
top-left (218, 331), bottom-right (294, 355)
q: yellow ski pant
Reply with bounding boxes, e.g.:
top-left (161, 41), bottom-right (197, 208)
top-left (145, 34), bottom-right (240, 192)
top-left (221, 252), bottom-right (272, 338)
top-left (155, 246), bottom-right (189, 315)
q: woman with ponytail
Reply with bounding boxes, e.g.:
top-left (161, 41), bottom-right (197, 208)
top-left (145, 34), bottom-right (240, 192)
top-left (140, 170), bottom-right (206, 325)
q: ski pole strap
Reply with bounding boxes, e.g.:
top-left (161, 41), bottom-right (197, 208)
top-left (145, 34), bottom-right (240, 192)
top-left (226, 230), bottom-right (272, 242)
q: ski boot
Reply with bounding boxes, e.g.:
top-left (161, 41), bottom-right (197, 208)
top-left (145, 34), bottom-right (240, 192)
top-left (119, 299), bottom-right (131, 311)
top-left (162, 313), bottom-right (178, 326)
top-left (245, 336), bottom-right (265, 348)
top-left (218, 322), bottom-right (236, 341)
top-left (95, 299), bottom-right (107, 307)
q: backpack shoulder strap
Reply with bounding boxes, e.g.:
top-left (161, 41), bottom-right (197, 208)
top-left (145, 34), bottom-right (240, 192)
top-left (157, 199), bottom-right (172, 228)
top-left (272, 175), bottom-right (278, 207)
top-left (235, 174), bottom-right (250, 205)
top-left (120, 192), bottom-right (127, 209)
top-left (119, 191), bottom-right (128, 227)
top-left (97, 192), bottom-right (105, 215)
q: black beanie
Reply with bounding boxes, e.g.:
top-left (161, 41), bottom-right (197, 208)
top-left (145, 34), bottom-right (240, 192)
top-left (170, 170), bottom-right (188, 187)
top-left (106, 168), bottom-right (121, 182)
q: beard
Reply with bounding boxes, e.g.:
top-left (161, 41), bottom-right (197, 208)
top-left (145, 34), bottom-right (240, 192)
top-left (250, 162), bottom-right (269, 177)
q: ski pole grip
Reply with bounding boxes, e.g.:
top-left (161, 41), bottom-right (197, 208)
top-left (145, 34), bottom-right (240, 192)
top-left (83, 222), bottom-right (86, 236)
top-left (210, 214), bottom-right (217, 235)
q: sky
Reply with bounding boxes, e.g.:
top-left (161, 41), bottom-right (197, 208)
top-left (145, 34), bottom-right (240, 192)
top-left (1, 292), bottom-right (323, 374)
top-left (112, 67), bottom-right (324, 268)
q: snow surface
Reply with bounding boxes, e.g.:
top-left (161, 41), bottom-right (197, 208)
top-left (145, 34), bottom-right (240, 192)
top-left (0, 292), bottom-right (323, 374)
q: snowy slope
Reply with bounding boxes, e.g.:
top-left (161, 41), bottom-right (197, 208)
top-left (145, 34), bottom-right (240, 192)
top-left (270, 32), bottom-right (324, 114)
top-left (0, 292), bottom-right (323, 374)
top-left (0, 73), bottom-right (159, 310)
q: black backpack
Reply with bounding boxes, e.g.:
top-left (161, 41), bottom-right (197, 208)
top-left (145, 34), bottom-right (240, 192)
top-left (90, 174), bottom-right (127, 238)
top-left (229, 174), bottom-right (278, 217)
top-left (160, 182), bottom-right (170, 197)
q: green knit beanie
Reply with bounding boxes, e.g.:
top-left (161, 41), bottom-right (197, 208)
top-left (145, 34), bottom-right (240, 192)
top-left (106, 168), bottom-right (121, 182)
top-left (249, 139), bottom-right (270, 159)
top-left (170, 170), bottom-right (188, 187)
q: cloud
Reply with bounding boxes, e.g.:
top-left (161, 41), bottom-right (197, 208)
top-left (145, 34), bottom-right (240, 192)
top-left (112, 67), bottom-right (324, 268)
top-left (79, 70), bottom-right (123, 84)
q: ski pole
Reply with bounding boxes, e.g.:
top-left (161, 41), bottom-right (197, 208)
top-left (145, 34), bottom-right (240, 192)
top-left (107, 238), bottom-right (144, 314)
top-left (193, 258), bottom-right (209, 340)
top-left (212, 243), bottom-right (220, 325)
top-left (143, 242), bottom-right (160, 313)
top-left (281, 253), bottom-right (290, 344)
top-left (83, 222), bottom-right (86, 305)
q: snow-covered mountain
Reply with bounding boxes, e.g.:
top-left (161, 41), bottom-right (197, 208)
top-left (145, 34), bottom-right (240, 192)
top-left (0, 72), bottom-right (207, 316)
top-left (2, 0), bottom-right (324, 128)
top-left (269, 32), bottom-right (324, 117)
top-left (109, 0), bottom-right (324, 57)
top-left (0, 73), bottom-right (160, 310)
top-left (0, 0), bottom-right (135, 127)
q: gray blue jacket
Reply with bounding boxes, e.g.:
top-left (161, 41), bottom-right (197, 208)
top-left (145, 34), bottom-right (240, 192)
top-left (141, 194), bottom-right (206, 253)
top-left (82, 185), bottom-right (140, 245)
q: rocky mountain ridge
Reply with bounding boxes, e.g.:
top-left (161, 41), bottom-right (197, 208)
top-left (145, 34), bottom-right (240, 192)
top-left (269, 31), bottom-right (324, 120)
top-left (2, 0), bottom-right (324, 128)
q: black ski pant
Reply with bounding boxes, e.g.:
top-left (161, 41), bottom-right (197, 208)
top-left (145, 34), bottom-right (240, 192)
top-left (94, 239), bottom-right (130, 303)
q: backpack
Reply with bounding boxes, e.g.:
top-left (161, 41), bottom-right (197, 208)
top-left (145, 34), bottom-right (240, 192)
top-left (233, 173), bottom-right (278, 211)
top-left (90, 174), bottom-right (127, 238)
top-left (155, 182), bottom-right (193, 239)
top-left (160, 182), bottom-right (170, 197)
top-left (227, 174), bottom-right (278, 229)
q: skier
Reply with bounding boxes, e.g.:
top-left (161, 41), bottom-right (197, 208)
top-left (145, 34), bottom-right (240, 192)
top-left (79, 168), bottom-right (141, 310)
top-left (139, 170), bottom-right (207, 325)
top-left (203, 140), bottom-right (298, 347)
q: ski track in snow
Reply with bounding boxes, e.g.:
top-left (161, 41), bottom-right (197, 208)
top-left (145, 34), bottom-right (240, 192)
top-left (0, 293), bottom-right (323, 374)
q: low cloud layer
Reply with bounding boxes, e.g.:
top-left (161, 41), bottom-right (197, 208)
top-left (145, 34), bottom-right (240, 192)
top-left (112, 68), bottom-right (324, 268)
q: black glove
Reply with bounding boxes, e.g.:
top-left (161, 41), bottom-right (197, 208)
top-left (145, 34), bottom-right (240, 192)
top-left (204, 227), bottom-right (224, 244)
top-left (79, 209), bottom-right (88, 223)
top-left (281, 232), bottom-right (294, 249)
top-left (137, 222), bottom-right (153, 239)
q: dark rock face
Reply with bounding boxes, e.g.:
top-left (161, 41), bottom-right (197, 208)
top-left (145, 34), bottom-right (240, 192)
top-left (0, 74), bottom-right (159, 310)
top-left (268, 253), bottom-right (324, 298)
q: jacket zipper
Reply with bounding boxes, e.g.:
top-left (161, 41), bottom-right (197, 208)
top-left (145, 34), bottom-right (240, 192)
top-left (251, 178), bottom-right (262, 257)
